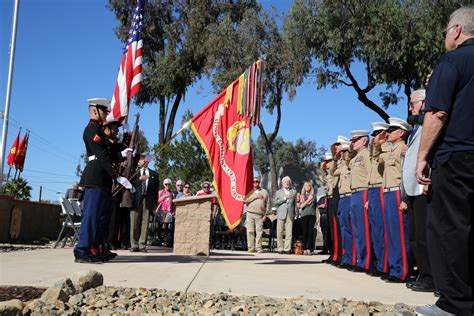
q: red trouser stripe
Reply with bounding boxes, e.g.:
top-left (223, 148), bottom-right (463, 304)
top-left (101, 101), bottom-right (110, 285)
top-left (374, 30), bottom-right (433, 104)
top-left (395, 191), bottom-right (408, 280)
top-left (350, 217), bottom-right (356, 266)
top-left (332, 216), bottom-right (339, 261)
top-left (363, 190), bottom-right (371, 270)
top-left (380, 187), bottom-right (388, 273)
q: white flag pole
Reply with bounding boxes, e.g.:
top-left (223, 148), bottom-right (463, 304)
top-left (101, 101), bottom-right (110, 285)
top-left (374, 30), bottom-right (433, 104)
top-left (0, 0), bottom-right (20, 189)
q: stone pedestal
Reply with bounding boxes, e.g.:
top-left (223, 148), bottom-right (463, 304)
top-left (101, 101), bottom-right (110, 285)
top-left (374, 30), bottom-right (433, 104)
top-left (172, 195), bottom-right (214, 256)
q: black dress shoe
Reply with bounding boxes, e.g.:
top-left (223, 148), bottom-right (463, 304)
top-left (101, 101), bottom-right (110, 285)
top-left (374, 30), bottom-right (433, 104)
top-left (366, 270), bottom-right (384, 277)
top-left (385, 276), bottom-right (405, 283)
top-left (317, 250), bottom-right (329, 255)
top-left (352, 266), bottom-right (365, 273)
top-left (140, 248), bottom-right (148, 253)
top-left (130, 247), bottom-right (139, 252)
top-left (411, 282), bottom-right (435, 292)
top-left (338, 263), bottom-right (352, 270)
top-left (74, 254), bottom-right (103, 264)
top-left (434, 290), bottom-right (440, 297)
top-left (380, 273), bottom-right (390, 281)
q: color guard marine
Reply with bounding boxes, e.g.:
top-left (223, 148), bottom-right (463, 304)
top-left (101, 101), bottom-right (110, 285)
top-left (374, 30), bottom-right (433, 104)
top-left (74, 98), bottom-right (133, 264)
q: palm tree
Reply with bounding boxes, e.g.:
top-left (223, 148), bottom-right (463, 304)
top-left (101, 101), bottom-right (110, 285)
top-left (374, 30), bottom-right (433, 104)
top-left (1, 177), bottom-right (32, 200)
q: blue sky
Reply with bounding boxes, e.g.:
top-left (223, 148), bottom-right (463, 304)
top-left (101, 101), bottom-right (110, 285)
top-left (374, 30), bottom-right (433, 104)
top-left (0, 0), bottom-right (409, 202)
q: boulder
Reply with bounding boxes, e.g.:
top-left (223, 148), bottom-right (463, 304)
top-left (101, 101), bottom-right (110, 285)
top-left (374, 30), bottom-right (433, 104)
top-left (51, 277), bottom-right (76, 297)
top-left (0, 299), bottom-right (23, 316)
top-left (71, 270), bottom-right (104, 293)
top-left (40, 287), bottom-right (69, 303)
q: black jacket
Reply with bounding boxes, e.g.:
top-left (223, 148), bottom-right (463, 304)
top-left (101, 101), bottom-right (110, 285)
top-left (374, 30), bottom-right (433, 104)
top-left (132, 168), bottom-right (159, 210)
top-left (79, 120), bottom-right (119, 189)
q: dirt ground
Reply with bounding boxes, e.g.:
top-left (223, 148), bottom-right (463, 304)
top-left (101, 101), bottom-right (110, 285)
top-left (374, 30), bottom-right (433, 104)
top-left (0, 286), bottom-right (46, 302)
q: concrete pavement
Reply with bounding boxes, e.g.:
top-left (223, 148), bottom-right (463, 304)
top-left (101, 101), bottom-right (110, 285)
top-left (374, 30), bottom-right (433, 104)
top-left (0, 247), bottom-right (436, 306)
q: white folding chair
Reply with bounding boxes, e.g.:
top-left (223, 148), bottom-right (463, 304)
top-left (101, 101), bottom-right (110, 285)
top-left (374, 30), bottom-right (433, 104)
top-left (69, 199), bottom-right (82, 217)
top-left (54, 197), bottom-right (81, 248)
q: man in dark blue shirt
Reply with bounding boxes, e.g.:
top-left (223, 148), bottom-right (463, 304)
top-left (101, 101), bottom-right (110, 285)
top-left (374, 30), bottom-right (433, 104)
top-left (416, 6), bottom-right (474, 316)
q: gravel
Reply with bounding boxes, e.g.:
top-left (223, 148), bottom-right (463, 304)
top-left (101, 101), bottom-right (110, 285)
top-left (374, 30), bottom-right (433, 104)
top-left (1, 285), bottom-right (417, 315)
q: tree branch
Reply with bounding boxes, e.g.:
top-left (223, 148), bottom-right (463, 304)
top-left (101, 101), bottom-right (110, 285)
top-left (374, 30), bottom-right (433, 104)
top-left (362, 57), bottom-right (376, 93)
top-left (268, 82), bottom-right (283, 144)
top-left (344, 63), bottom-right (390, 122)
top-left (159, 96), bottom-right (166, 144)
top-left (164, 91), bottom-right (183, 143)
top-left (338, 80), bottom-right (354, 87)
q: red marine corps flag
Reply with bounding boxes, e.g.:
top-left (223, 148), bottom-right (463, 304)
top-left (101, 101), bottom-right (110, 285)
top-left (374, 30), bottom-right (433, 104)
top-left (7, 128), bottom-right (21, 168)
top-left (191, 60), bottom-right (264, 229)
top-left (14, 130), bottom-right (30, 172)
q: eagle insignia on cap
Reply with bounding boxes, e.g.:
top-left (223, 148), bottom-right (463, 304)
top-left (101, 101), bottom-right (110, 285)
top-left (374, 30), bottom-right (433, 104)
top-left (93, 134), bottom-right (101, 143)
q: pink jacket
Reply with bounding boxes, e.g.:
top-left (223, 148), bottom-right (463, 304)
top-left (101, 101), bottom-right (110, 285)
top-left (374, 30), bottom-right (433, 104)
top-left (158, 189), bottom-right (176, 215)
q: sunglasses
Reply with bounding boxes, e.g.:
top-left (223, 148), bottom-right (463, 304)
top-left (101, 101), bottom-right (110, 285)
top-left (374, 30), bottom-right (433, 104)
top-left (371, 130), bottom-right (384, 137)
top-left (176, 184), bottom-right (183, 187)
top-left (386, 127), bottom-right (401, 133)
top-left (184, 186), bottom-right (190, 189)
top-left (253, 180), bottom-right (260, 183)
top-left (164, 183), bottom-right (171, 186)
top-left (203, 186), bottom-right (210, 189)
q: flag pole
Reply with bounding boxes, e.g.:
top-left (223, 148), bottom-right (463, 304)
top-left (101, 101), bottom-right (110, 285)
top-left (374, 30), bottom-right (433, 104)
top-left (0, 0), bottom-right (20, 189)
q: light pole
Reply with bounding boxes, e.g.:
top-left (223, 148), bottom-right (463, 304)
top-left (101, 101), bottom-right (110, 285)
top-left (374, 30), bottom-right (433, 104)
top-left (0, 0), bottom-right (20, 189)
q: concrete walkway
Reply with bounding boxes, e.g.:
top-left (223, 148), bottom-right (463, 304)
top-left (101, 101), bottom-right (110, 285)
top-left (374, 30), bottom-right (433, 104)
top-left (0, 247), bottom-right (436, 306)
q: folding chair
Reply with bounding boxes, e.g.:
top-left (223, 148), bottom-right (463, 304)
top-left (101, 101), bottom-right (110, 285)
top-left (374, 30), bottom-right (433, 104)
top-left (54, 197), bottom-right (81, 248)
top-left (69, 199), bottom-right (82, 217)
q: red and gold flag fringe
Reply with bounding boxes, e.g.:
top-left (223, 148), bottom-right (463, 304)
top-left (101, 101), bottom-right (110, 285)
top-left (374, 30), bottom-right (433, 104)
top-left (227, 59), bottom-right (264, 126)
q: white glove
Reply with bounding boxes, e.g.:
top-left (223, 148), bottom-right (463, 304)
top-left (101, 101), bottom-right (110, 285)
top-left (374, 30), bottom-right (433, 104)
top-left (116, 176), bottom-right (133, 189)
top-left (121, 148), bottom-right (133, 158)
top-left (122, 123), bottom-right (130, 133)
top-left (130, 186), bottom-right (136, 193)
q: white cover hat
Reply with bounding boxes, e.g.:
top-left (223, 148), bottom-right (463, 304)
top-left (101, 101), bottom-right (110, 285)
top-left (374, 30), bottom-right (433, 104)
top-left (350, 130), bottom-right (369, 140)
top-left (341, 142), bottom-right (350, 150)
top-left (389, 117), bottom-right (412, 132)
top-left (370, 122), bottom-right (390, 131)
top-left (87, 98), bottom-right (111, 106)
top-left (324, 152), bottom-right (333, 160)
top-left (335, 135), bottom-right (350, 144)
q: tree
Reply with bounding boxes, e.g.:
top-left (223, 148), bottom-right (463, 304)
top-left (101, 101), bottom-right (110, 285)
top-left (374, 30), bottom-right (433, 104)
top-left (253, 136), bottom-right (325, 176)
top-left (108, 0), bottom-right (262, 145)
top-left (284, 0), bottom-right (463, 120)
top-left (1, 177), bottom-right (32, 200)
top-left (154, 110), bottom-right (212, 193)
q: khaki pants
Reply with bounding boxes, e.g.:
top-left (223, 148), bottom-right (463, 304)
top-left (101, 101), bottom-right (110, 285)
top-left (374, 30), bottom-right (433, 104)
top-left (246, 212), bottom-right (264, 251)
top-left (130, 199), bottom-right (150, 250)
top-left (277, 213), bottom-right (293, 252)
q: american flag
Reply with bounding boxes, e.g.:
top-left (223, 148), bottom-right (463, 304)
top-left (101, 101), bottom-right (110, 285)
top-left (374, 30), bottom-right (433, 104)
top-left (107, 0), bottom-right (144, 122)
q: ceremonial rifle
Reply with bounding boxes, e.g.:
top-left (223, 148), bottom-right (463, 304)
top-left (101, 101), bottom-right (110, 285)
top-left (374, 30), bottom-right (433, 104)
top-left (119, 113), bottom-right (140, 207)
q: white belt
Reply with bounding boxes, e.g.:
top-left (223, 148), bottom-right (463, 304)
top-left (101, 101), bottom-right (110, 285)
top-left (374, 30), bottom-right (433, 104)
top-left (384, 187), bottom-right (400, 193)
top-left (88, 155), bottom-right (97, 161)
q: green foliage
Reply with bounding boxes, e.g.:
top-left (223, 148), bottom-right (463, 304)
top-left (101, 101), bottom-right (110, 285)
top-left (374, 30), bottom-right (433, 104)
top-left (253, 136), bottom-right (325, 175)
top-left (284, 0), bottom-right (465, 119)
top-left (108, 0), bottom-right (262, 144)
top-left (153, 110), bottom-right (212, 193)
top-left (1, 177), bottom-right (32, 200)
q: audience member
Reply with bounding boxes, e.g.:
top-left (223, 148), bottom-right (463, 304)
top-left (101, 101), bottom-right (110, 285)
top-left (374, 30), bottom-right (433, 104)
top-left (244, 176), bottom-right (270, 253)
top-left (298, 181), bottom-right (316, 255)
top-left (400, 89), bottom-right (434, 293)
top-left (130, 153), bottom-right (159, 253)
top-left (416, 6), bottom-right (474, 315)
top-left (273, 176), bottom-right (297, 255)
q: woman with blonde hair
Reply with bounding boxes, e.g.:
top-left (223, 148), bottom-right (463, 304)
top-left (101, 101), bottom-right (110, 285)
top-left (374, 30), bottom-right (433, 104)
top-left (298, 181), bottom-right (316, 255)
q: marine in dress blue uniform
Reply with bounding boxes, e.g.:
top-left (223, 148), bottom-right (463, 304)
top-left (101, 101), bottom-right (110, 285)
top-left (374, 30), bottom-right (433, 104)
top-left (74, 98), bottom-right (131, 263)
